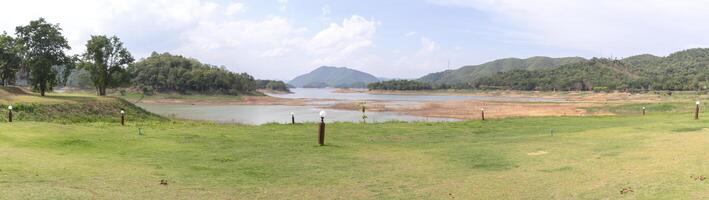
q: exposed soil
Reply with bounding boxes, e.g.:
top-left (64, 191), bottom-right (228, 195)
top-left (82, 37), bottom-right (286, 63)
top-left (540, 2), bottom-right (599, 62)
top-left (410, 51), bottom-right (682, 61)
top-left (327, 100), bottom-right (610, 120)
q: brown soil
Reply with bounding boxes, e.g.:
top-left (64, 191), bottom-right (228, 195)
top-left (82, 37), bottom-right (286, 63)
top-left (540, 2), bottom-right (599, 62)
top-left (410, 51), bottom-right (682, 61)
top-left (328, 100), bottom-right (609, 120)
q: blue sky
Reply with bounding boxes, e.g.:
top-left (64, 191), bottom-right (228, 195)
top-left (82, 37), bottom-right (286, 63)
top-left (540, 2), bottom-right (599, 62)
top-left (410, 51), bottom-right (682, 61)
top-left (1, 0), bottom-right (709, 80)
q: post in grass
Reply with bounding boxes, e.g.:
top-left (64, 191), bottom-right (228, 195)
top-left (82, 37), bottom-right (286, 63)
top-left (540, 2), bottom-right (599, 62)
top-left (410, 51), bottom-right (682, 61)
top-left (290, 112), bottom-right (295, 124)
top-left (695, 101), bottom-right (700, 120)
top-left (642, 106), bottom-right (646, 116)
top-left (318, 110), bottom-right (327, 146)
top-left (481, 108), bottom-right (485, 121)
top-left (120, 110), bottom-right (125, 126)
top-left (7, 105), bottom-right (12, 123)
top-left (361, 102), bottom-right (367, 124)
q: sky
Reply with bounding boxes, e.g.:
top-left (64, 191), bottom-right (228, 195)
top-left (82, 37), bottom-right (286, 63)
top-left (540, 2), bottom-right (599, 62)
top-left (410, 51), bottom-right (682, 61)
top-left (1, 0), bottom-right (709, 80)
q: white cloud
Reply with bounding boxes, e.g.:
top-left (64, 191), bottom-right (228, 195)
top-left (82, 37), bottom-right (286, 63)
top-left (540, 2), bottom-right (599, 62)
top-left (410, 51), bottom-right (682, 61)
top-left (225, 2), bottom-right (246, 16)
top-left (308, 15), bottom-right (380, 66)
top-left (429, 0), bottom-right (709, 56)
top-left (322, 5), bottom-right (331, 16)
top-left (419, 37), bottom-right (439, 53)
top-left (405, 31), bottom-right (416, 37)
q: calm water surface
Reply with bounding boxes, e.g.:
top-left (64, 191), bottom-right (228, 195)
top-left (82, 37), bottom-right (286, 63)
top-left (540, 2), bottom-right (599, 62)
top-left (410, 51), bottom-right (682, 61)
top-left (271, 88), bottom-right (565, 102)
top-left (139, 104), bottom-right (456, 124)
top-left (138, 88), bottom-right (561, 124)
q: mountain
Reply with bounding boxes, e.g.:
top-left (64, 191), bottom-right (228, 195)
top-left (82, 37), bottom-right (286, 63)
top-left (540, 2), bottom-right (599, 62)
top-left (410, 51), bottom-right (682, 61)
top-left (418, 56), bottom-right (587, 85)
top-left (289, 66), bottom-right (380, 88)
top-left (473, 48), bottom-right (709, 91)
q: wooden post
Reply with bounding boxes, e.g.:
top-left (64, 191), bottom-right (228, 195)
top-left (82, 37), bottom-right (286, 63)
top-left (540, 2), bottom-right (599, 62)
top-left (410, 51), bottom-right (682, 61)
top-left (362, 105), bottom-right (366, 123)
top-left (481, 108), bottom-right (485, 121)
top-left (318, 117), bottom-right (325, 146)
top-left (8, 109), bottom-right (12, 123)
top-left (120, 110), bottom-right (125, 126)
top-left (318, 110), bottom-right (327, 146)
top-left (642, 107), bottom-right (646, 116)
top-left (695, 101), bottom-right (700, 120)
top-left (291, 112), bottom-right (295, 124)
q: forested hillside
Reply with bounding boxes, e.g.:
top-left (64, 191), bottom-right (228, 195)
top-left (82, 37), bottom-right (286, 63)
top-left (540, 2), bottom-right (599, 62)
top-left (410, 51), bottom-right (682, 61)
top-left (418, 56), bottom-right (587, 85)
top-left (128, 52), bottom-right (258, 95)
top-left (369, 48), bottom-right (709, 91)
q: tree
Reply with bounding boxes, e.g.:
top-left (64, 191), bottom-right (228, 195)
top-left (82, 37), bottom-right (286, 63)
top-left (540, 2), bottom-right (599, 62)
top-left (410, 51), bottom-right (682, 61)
top-left (0, 32), bottom-right (21, 86)
top-left (82, 35), bottom-right (133, 95)
top-left (15, 18), bottom-right (71, 96)
top-left (128, 52), bottom-right (257, 95)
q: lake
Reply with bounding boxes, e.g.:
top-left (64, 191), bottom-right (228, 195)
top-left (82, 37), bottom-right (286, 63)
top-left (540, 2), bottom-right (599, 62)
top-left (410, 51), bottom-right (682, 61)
top-left (138, 104), bottom-right (456, 124)
top-left (138, 88), bottom-right (562, 124)
top-left (270, 88), bottom-right (564, 102)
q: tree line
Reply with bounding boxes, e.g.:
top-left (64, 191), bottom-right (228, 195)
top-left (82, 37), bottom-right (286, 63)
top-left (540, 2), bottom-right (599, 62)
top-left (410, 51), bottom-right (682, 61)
top-left (0, 18), bottom-right (267, 96)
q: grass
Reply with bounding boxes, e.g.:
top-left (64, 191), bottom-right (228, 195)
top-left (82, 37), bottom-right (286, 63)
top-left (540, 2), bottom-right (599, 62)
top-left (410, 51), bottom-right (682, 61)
top-left (1, 114), bottom-right (709, 199)
top-left (2, 87), bottom-right (709, 199)
top-left (0, 87), bottom-right (162, 123)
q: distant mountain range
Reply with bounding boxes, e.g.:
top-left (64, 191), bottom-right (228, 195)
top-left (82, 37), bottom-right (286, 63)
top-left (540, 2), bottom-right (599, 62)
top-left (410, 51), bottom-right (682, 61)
top-left (288, 66), bottom-right (381, 88)
top-left (421, 48), bottom-right (709, 91)
top-left (290, 48), bottom-right (709, 91)
top-left (418, 56), bottom-right (587, 85)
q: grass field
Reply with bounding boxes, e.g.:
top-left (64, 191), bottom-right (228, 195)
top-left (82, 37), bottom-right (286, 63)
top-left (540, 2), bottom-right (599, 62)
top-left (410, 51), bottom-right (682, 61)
top-left (2, 87), bottom-right (709, 199)
top-left (1, 113), bottom-right (708, 199)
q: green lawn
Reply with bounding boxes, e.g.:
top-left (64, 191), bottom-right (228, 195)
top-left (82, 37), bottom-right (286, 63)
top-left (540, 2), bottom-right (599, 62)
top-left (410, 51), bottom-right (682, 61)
top-left (1, 113), bottom-right (708, 199)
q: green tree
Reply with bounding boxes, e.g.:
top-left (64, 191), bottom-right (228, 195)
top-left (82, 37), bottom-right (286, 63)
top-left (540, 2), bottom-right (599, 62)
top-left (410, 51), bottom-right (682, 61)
top-left (82, 35), bottom-right (134, 95)
top-left (0, 32), bottom-right (21, 86)
top-left (15, 18), bottom-right (71, 96)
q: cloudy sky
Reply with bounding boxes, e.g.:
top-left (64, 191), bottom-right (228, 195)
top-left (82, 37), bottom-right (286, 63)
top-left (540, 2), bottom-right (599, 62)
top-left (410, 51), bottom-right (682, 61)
top-left (1, 0), bottom-right (708, 80)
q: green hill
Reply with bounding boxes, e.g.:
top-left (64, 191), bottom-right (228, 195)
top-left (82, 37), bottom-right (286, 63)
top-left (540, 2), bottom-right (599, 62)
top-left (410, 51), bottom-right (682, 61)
top-left (288, 66), bottom-right (380, 88)
top-left (470, 48), bottom-right (709, 91)
top-left (418, 56), bottom-right (587, 85)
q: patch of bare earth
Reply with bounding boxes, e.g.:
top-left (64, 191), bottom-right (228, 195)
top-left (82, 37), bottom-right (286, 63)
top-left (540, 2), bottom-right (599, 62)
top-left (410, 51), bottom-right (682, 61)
top-left (327, 100), bottom-right (609, 119)
top-left (400, 101), bottom-right (600, 120)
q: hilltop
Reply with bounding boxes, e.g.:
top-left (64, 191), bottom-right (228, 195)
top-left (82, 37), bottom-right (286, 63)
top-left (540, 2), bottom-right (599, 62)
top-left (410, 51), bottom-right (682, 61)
top-left (288, 66), bottom-right (380, 88)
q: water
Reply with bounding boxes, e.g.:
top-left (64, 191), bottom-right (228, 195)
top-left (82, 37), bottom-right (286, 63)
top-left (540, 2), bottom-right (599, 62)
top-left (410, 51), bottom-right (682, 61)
top-left (139, 104), bottom-right (456, 124)
top-left (270, 88), bottom-right (564, 102)
top-left (137, 88), bottom-right (562, 124)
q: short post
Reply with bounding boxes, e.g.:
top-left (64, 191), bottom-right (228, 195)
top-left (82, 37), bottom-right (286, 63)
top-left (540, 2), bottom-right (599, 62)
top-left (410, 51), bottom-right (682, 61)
top-left (7, 105), bottom-right (12, 123)
top-left (481, 108), bottom-right (485, 121)
top-left (361, 105), bottom-right (367, 123)
top-left (695, 101), bottom-right (700, 120)
top-left (642, 106), bottom-right (646, 116)
top-left (318, 110), bottom-right (327, 146)
top-left (290, 112), bottom-right (295, 124)
top-left (120, 110), bottom-right (125, 126)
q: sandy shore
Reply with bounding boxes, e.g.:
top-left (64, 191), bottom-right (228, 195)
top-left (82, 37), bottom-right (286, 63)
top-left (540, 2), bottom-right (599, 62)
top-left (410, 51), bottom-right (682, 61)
top-left (325, 100), bottom-right (613, 120)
